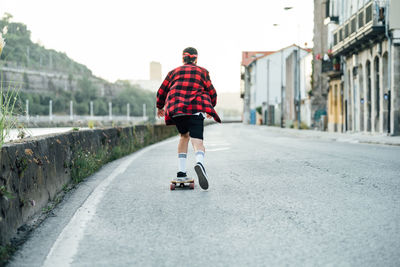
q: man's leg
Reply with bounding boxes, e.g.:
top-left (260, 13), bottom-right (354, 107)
top-left (191, 137), bottom-right (208, 190)
top-left (178, 133), bottom-right (190, 176)
top-left (191, 138), bottom-right (205, 164)
top-left (178, 132), bottom-right (190, 154)
top-left (187, 115), bottom-right (208, 189)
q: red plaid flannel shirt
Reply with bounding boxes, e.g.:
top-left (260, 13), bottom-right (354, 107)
top-left (156, 63), bottom-right (221, 125)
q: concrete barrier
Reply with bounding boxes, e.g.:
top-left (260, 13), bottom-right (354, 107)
top-left (0, 125), bottom-right (177, 246)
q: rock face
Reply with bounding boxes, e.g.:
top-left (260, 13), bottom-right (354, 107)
top-left (0, 66), bottom-right (121, 97)
top-left (0, 125), bottom-right (177, 246)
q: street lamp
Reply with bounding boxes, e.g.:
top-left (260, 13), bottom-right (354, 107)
top-left (273, 6), bottom-right (295, 128)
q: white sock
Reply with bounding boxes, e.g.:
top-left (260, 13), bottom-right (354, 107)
top-left (178, 153), bottom-right (187, 173)
top-left (195, 151), bottom-right (205, 164)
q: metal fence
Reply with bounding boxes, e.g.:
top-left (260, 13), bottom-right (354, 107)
top-left (17, 115), bottom-right (148, 124)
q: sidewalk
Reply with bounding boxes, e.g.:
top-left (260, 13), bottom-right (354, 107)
top-left (258, 125), bottom-right (400, 146)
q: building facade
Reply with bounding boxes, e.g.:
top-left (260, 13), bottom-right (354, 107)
top-left (150, 61), bottom-right (162, 81)
top-left (241, 45), bottom-right (312, 126)
top-left (285, 50), bottom-right (314, 128)
top-left (322, 0), bottom-right (400, 135)
top-left (312, 0), bottom-right (331, 130)
top-left (130, 62), bottom-right (163, 92)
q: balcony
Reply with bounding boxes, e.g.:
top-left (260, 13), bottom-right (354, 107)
top-left (332, 1), bottom-right (385, 56)
top-left (321, 58), bottom-right (341, 78)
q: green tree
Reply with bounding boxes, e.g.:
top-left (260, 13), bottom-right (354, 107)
top-left (75, 102), bottom-right (89, 115)
top-left (94, 99), bottom-right (108, 115)
top-left (75, 76), bottom-right (97, 103)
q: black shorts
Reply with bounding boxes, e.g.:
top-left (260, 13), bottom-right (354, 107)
top-left (173, 114), bottom-right (204, 139)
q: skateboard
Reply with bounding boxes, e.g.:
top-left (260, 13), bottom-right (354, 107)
top-left (170, 178), bottom-right (195, 190)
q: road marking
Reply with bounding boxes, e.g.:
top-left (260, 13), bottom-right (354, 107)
top-left (206, 143), bottom-right (231, 147)
top-left (43, 138), bottom-right (176, 267)
top-left (207, 147), bottom-right (230, 152)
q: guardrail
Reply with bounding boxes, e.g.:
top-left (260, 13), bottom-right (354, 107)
top-left (17, 115), bottom-right (149, 123)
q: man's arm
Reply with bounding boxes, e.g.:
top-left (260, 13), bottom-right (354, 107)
top-left (156, 71), bottom-right (172, 110)
top-left (203, 70), bottom-right (217, 107)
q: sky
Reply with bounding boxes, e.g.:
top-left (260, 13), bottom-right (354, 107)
top-left (1, 0), bottom-right (314, 93)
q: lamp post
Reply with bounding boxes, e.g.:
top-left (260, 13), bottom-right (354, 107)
top-left (266, 58), bottom-right (270, 125)
top-left (273, 6), bottom-right (295, 128)
top-left (272, 25), bottom-right (288, 128)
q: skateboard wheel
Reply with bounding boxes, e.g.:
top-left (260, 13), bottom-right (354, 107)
top-left (189, 183), bottom-right (194, 190)
top-left (170, 183), bottom-right (176, 190)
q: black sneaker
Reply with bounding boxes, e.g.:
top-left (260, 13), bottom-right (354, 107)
top-left (194, 162), bottom-right (209, 190)
top-left (177, 172), bottom-right (187, 178)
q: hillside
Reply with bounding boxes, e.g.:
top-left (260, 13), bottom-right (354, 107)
top-left (0, 13), bottom-right (91, 75)
top-left (0, 13), bottom-right (156, 119)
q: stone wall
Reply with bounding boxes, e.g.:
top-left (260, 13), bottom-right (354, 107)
top-left (0, 125), bottom-right (177, 246)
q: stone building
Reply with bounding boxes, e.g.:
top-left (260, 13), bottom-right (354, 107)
top-left (321, 0), bottom-right (400, 135)
top-left (312, 0), bottom-right (331, 130)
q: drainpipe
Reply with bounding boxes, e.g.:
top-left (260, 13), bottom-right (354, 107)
top-left (280, 50), bottom-right (284, 128)
top-left (296, 47), bottom-right (301, 129)
top-left (385, 0), bottom-right (392, 135)
top-left (342, 56), bottom-right (348, 132)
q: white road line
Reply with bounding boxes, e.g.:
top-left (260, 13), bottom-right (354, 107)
top-left (206, 143), bottom-right (231, 147)
top-left (43, 138), bottom-right (176, 267)
top-left (207, 147), bottom-right (230, 152)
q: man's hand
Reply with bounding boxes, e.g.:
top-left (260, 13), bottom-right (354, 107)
top-left (206, 113), bottom-right (212, 119)
top-left (157, 108), bottom-right (165, 118)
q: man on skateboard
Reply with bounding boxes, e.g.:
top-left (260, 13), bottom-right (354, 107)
top-left (156, 47), bottom-right (221, 190)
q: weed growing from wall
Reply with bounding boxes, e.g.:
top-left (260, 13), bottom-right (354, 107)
top-left (0, 34), bottom-right (22, 149)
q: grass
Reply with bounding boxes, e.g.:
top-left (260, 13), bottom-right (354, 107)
top-left (0, 76), bottom-right (20, 149)
top-left (0, 244), bottom-right (15, 265)
top-left (70, 126), bottom-right (176, 184)
top-left (0, 185), bottom-right (15, 200)
top-left (0, 125), bottom-right (177, 265)
top-left (70, 129), bottom-right (131, 183)
top-left (0, 35), bottom-right (23, 149)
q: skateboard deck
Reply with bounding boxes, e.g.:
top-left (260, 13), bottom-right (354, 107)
top-left (170, 178), bottom-right (195, 190)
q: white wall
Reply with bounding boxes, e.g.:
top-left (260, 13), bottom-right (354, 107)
top-left (250, 46), bottom-right (303, 109)
top-left (250, 66), bottom-right (257, 109)
top-left (300, 53), bottom-right (313, 100)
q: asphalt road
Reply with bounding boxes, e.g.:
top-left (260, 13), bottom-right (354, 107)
top-left (9, 123), bottom-right (400, 266)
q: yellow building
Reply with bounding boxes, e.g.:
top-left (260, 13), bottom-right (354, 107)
top-left (327, 77), bottom-right (344, 132)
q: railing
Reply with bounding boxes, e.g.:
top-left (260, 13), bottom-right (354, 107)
top-left (321, 60), bottom-right (341, 74)
top-left (17, 115), bottom-right (148, 124)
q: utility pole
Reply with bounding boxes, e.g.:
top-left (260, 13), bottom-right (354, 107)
top-left (70, 101), bottom-right (73, 120)
top-left (90, 101), bottom-right (94, 117)
top-left (49, 52), bottom-right (53, 69)
top-left (26, 46), bottom-right (30, 67)
top-left (295, 48), bottom-right (301, 129)
top-left (143, 103), bottom-right (146, 121)
top-left (280, 50), bottom-right (284, 128)
top-left (26, 99), bottom-right (29, 122)
top-left (49, 100), bottom-right (53, 121)
top-left (127, 103), bottom-right (130, 121)
top-left (267, 58), bottom-right (270, 125)
top-left (109, 102), bottom-right (112, 120)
